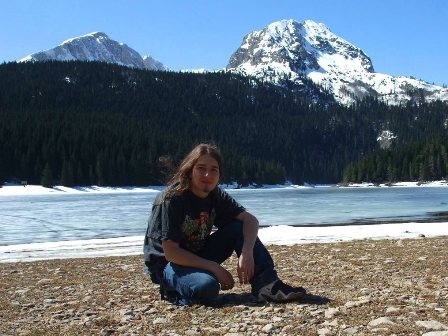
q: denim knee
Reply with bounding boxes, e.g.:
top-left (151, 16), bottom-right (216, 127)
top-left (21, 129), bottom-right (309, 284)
top-left (190, 274), bottom-right (220, 302)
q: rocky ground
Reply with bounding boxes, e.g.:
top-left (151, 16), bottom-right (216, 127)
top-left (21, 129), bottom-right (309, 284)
top-left (1, 237), bottom-right (447, 336)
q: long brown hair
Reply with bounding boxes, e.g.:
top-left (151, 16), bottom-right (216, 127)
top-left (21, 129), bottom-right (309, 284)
top-left (165, 143), bottom-right (223, 196)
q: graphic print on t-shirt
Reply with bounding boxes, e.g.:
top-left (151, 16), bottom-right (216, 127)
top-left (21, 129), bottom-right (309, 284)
top-left (181, 209), bottom-right (216, 252)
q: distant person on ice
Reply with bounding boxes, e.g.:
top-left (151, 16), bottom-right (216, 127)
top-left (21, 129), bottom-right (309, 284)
top-left (144, 143), bottom-right (306, 306)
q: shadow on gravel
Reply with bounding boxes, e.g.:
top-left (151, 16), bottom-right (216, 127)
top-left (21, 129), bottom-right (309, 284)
top-left (214, 293), bottom-right (330, 307)
top-left (299, 293), bottom-right (331, 305)
top-left (214, 293), bottom-right (261, 307)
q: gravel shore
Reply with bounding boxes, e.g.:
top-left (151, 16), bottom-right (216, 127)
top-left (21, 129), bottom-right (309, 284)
top-left (1, 237), bottom-right (447, 336)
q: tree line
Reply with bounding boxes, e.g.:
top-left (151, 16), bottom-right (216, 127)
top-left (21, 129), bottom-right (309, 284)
top-left (342, 134), bottom-right (448, 183)
top-left (0, 61), bottom-right (447, 187)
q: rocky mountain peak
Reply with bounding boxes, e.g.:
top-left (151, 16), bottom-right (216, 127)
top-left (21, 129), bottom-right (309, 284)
top-left (227, 19), bottom-right (448, 105)
top-left (227, 19), bottom-right (318, 76)
top-left (19, 32), bottom-right (166, 71)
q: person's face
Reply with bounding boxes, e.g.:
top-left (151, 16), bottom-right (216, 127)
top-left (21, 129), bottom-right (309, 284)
top-left (190, 154), bottom-right (220, 198)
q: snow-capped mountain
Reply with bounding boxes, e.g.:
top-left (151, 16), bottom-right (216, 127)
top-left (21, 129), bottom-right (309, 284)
top-left (19, 32), bottom-right (167, 71)
top-left (227, 19), bottom-right (448, 105)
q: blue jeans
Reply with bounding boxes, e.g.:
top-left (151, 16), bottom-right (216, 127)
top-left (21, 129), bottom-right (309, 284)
top-left (161, 220), bottom-right (278, 306)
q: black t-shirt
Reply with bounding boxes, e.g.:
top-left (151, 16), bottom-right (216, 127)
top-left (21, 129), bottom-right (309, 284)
top-left (143, 187), bottom-right (245, 282)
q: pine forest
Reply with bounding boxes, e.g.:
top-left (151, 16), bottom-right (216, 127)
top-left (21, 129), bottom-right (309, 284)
top-left (0, 61), bottom-right (447, 187)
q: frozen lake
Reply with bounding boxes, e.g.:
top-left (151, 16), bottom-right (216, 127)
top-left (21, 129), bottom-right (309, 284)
top-left (1, 186), bottom-right (447, 246)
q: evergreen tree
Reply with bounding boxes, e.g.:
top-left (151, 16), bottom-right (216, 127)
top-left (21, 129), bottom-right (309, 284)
top-left (60, 160), bottom-right (75, 187)
top-left (41, 163), bottom-right (54, 188)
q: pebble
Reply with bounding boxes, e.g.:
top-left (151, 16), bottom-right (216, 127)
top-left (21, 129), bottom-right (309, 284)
top-left (325, 307), bottom-right (340, 318)
top-left (254, 318), bottom-right (270, 324)
top-left (36, 278), bottom-right (53, 285)
top-left (416, 320), bottom-right (448, 330)
top-left (100, 328), bottom-right (116, 335)
top-left (385, 306), bottom-right (401, 314)
top-left (15, 289), bottom-right (30, 295)
top-left (343, 326), bottom-right (359, 334)
top-left (344, 297), bottom-right (371, 308)
top-left (368, 317), bottom-right (396, 327)
top-left (152, 317), bottom-right (168, 324)
top-left (318, 328), bottom-right (332, 336)
top-left (83, 310), bottom-right (97, 317)
top-left (261, 323), bottom-right (274, 333)
top-left (119, 308), bottom-right (134, 316)
top-left (43, 298), bottom-right (58, 305)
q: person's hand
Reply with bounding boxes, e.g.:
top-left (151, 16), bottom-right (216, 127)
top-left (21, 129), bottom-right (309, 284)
top-left (237, 248), bottom-right (254, 285)
top-left (211, 263), bottom-right (235, 290)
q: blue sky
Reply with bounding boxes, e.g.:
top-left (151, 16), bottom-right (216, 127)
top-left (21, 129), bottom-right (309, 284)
top-left (1, 0), bottom-right (447, 85)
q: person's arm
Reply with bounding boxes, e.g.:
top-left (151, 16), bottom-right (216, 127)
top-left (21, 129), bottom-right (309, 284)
top-left (235, 210), bottom-right (259, 284)
top-left (162, 240), bottom-right (235, 290)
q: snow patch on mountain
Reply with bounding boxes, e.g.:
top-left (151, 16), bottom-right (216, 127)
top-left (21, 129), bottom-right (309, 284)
top-left (19, 32), bottom-right (167, 71)
top-left (377, 130), bottom-right (398, 149)
top-left (227, 19), bottom-right (448, 106)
